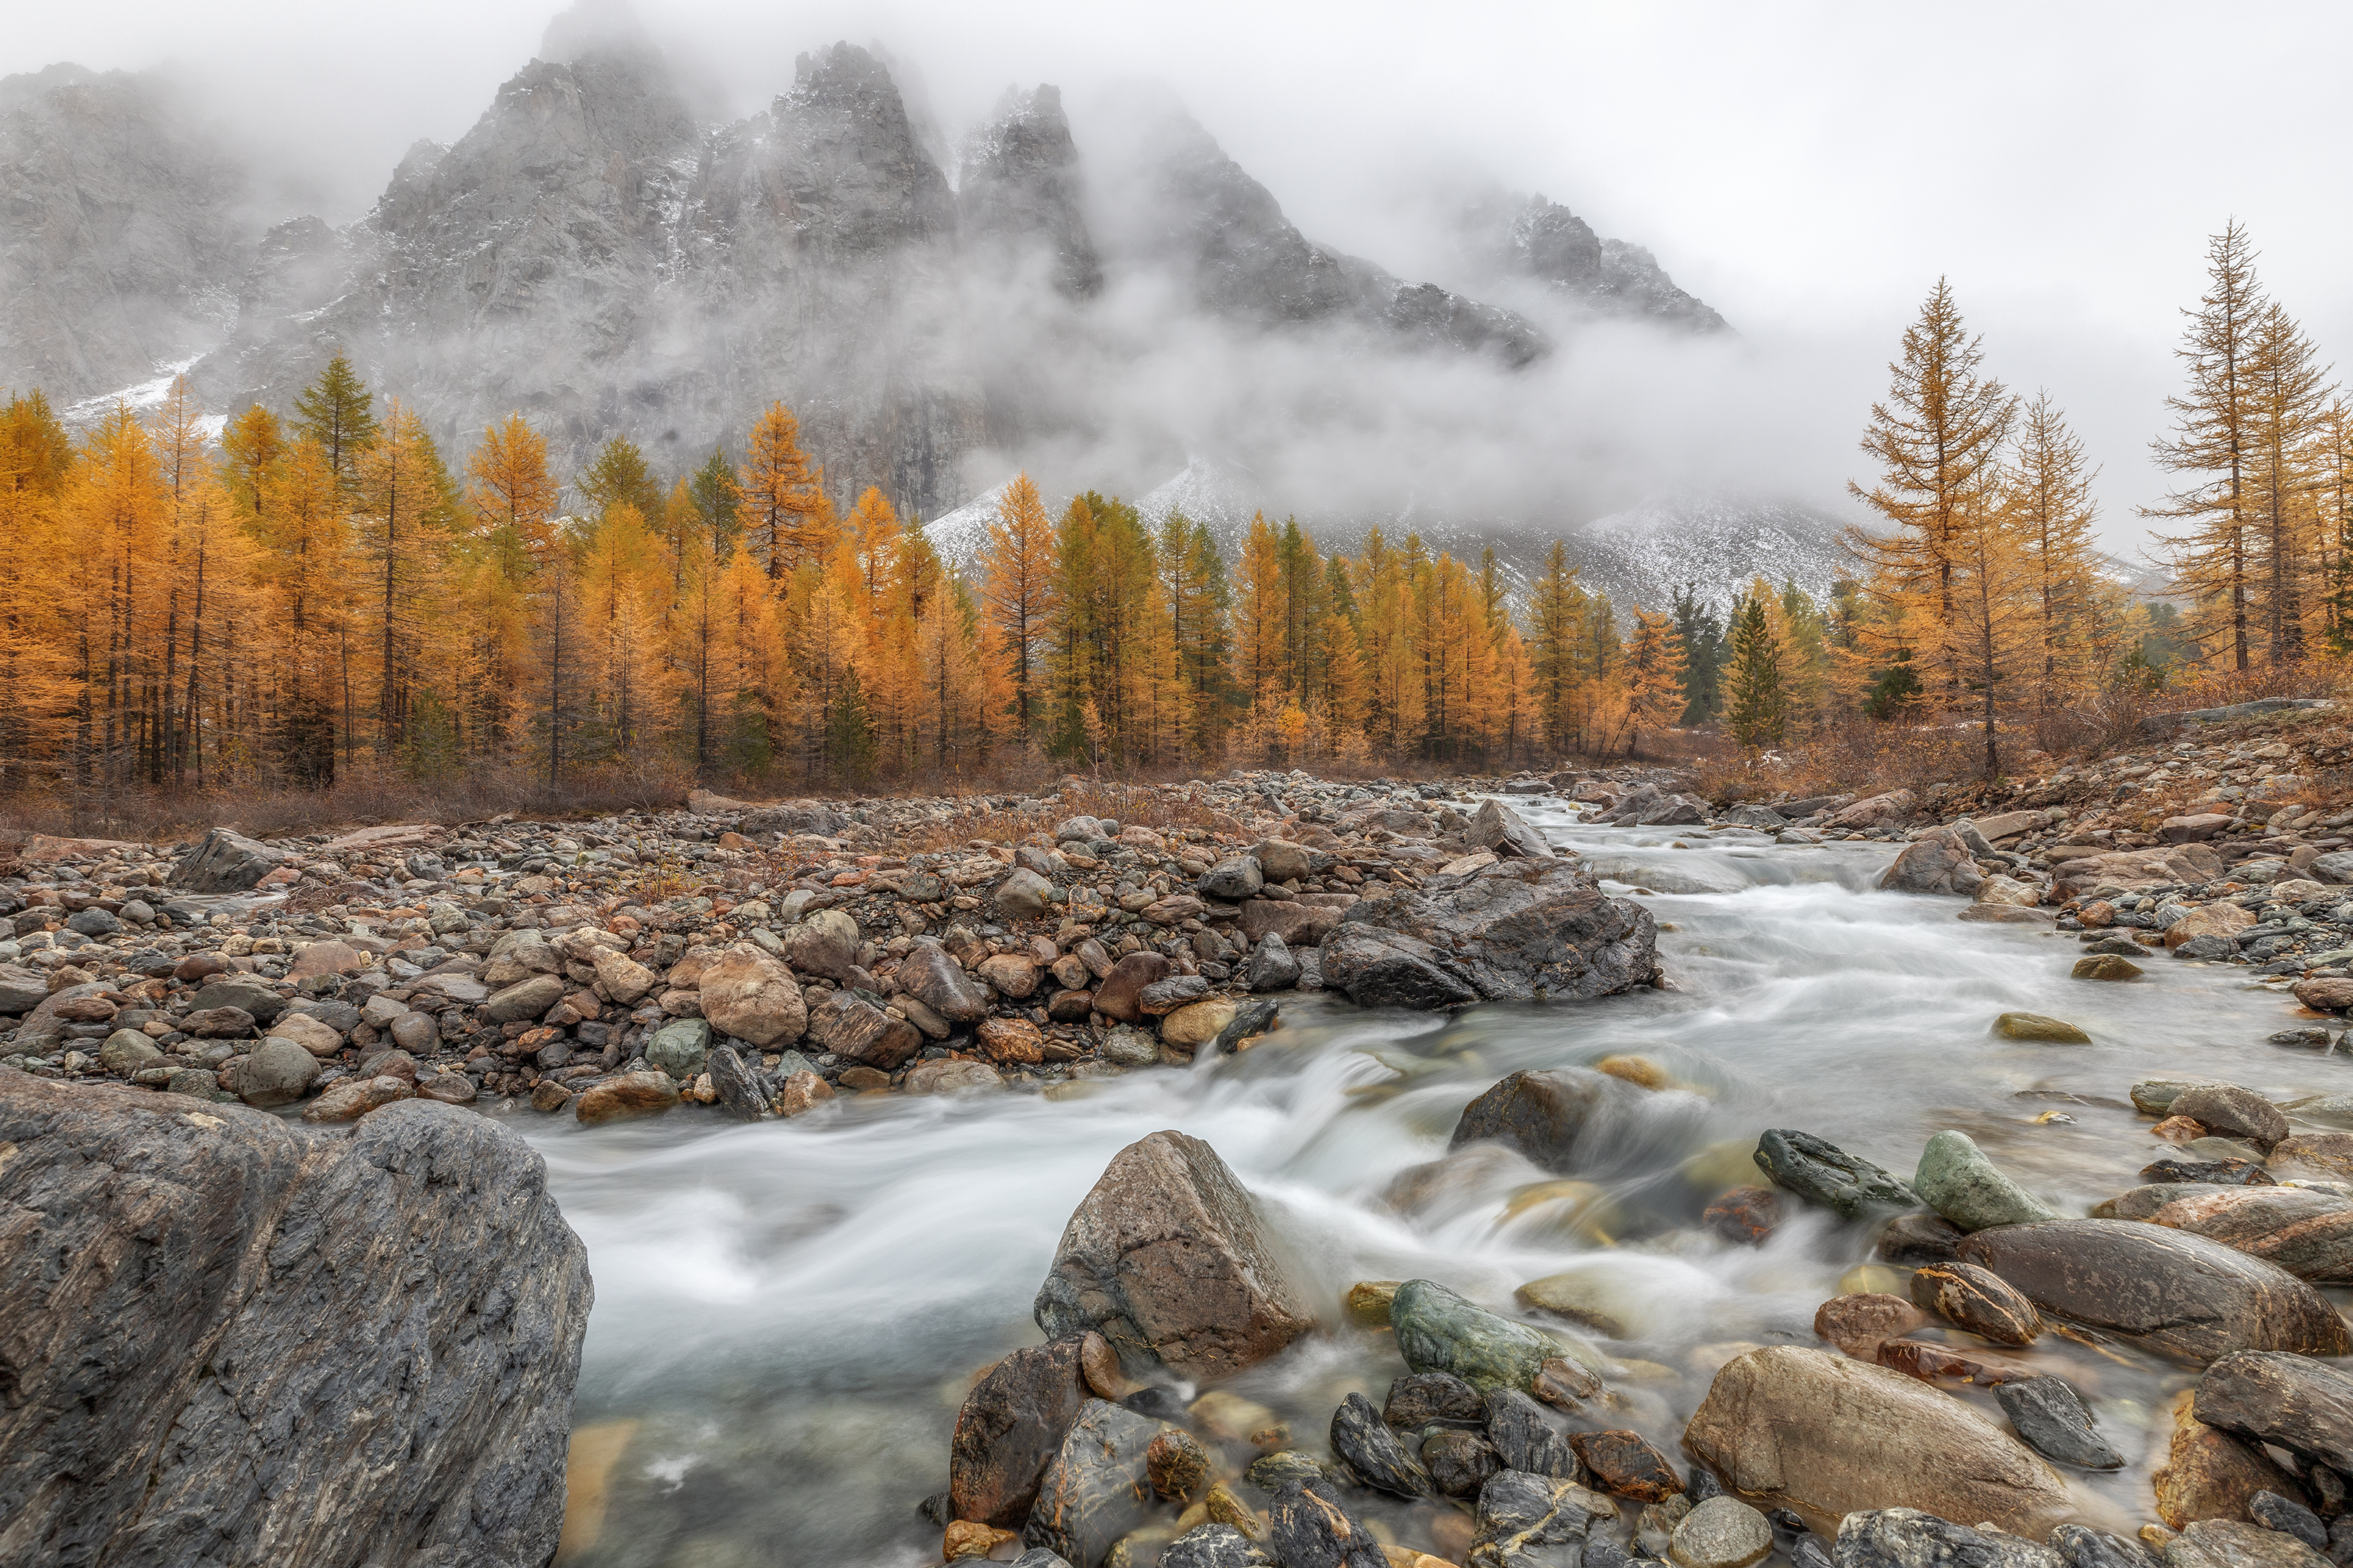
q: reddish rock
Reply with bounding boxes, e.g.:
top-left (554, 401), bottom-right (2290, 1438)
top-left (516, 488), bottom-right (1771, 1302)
top-left (1092, 953), bottom-right (1170, 1023)
top-left (1565, 1429), bottom-right (1682, 1501)
top-left (949, 1337), bottom-right (1093, 1528)
top-left (1704, 1187), bottom-right (1781, 1246)
top-left (1812, 1293), bottom-right (1927, 1359)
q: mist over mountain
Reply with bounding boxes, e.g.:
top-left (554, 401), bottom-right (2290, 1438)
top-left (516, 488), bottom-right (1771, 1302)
top-left (0, 0), bottom-right (1835, 600)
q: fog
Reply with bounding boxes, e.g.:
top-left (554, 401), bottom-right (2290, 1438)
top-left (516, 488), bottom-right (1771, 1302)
top-left (13, 0), bottom-right (2353, 554)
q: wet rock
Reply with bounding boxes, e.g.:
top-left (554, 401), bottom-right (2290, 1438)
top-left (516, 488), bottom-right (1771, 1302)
top-left (1385, 1370), bottom-right (1487, 1431)
top-left (698, 943), bottom-right (807, 1046)
top-left (2271, 1134), bottom-right (2353, 1181)
top-left (1424, 1429), bottom-right (1504, 1498)
top-left (1993, 1012), bottom-right (2092, 1043)
top-left (2198, 1351), bottom-right (2353, 1478)
top-left (1329, 1391), bottom-right (1432, 1497)
top-left (2146, 1188), bottom-right (2353, 1281)
top-left (1908, 1261), bottom-right (2042, 1344)
top-left (574, 1070), bottom-right (679, 1125)
top-left (2163, 1519), bottom-right (2331, 1568)
top-left (1451, 1067), bottom-right (1637, 1175)
top-left (1267, 1475), bottom-right (1388, 1568)
top-left (1161, 998), bottom-right (1238, 1052)
top-left (1025, 1399), bottom-right (1168, 1568)
top-left (219, 1036), bottom-right (319, 1108)
top-left (2051, 1526), bottom-right (2160, 1568)
top-left (1877, 1213), bottom-right (1968, 1265)
top-left (0, 1073), bottom-right (588, 1567)
top-left (705, 1045), bottom-right (769, 1121)
top-left (1146, 1428), bottom-right (1210, 1503)
top-left (1682, 1345), bottom-right (2074, 1537)
top-left (1956, 1220), bottom-right (2352, 1361)
top-left (1390, 1278), bottom-right (1554, 1392)
top-left (2146, 1158), bottom-right (2277, 1186)
top-left (1879, 827), bottom-right (1988, 896)
top-left (951, 1336), bottom-right (1093, 1528)
top-left (170, 826), bottom-right (285, 892)
top-left (776, 1069), bottom-right (835, 1115)
top-left (1247, 1451), bottom-right (1331, 1491)
top-left (1995, 1376), bottom-right (2124, 1469)
top-left (1705, 1186), bottom-right (1782, 1245)
top-left (1532, 1356), bottom-right (1605, 1412)
top-left (906, 1059), bottom-right (1007, 1095)
top-left (1486, 1387), bottom-right (1581, 1478)
top-left (1471, 1469), bottom-right (1607, 1568)
top-left (1813, 1294), bottom-right (1929, 1359)
top-left (1329, 859), bottom-right (1659, 1005)
top-left (1673, 1496), bottom-right (1774, 1568)
top-left (1568, 1430), bottom-right (1682, 1502)
top-left (1160, 1523), bottom-right (1272, 1568)
top-left (1468, 798), bottom-right (1554, 859)
top-left (2171, 1086), bottom-right (2291, 1151)
top-left (1834, 1509), bottom-right (2062, 1568)
top-left (1754, 1129), bottom-right (1919, 1220)
top-left (1032, 1131), bottom-right (1315, 1381)
top-left (2075, 954), bottom-right (2146, 981)
top-left (1914, 1130), bottom-right (2060, 1231)
top-left (2251, 1494), bottom-right (2329, 1552)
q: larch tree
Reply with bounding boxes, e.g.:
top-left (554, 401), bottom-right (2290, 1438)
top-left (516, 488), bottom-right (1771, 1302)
top-left (979, 473), bottom-right (1057, 739)
top-left (1943, 482), bottom-right (2033, 778)
top-left (355, 401), bottom-right (457, 757)
top-left (2146, 221), bottom-right (2265, 670)
top-left (0, 391), bottom-right (73, 789)
top-left (1849, 278), bottom-right (2015, 695)
top-left (2314, 400), bottom-right (2353, 652)
top-left (1622, 606), bottom-right (1688, 755)
top-left (574, 435), bottom-right (665, 528)
top-left (2243, 298), bottom-right (2331, 662)
top-left (2006, 392), bottom-right (2103, 709)
top-left (729, 404), bottom-right (829, 580)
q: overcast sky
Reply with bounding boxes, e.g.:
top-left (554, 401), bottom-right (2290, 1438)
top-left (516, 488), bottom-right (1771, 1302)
top-left (13, 0), bottom-right (2350, 556)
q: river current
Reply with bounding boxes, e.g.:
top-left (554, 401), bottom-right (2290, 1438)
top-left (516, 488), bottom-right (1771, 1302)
top-left (525, 800), bottom-right (2349, 1567)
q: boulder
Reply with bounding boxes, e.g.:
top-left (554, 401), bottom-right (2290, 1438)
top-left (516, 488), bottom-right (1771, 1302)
top-left (1878, 828), bottom-right (1986, 897)
top-left (1908, 1261), bottom-right (2042, 1345)
top-left (2196, 1351), bottom-right (2353, 1478)
top-left (1913, 1130), bottom-right (2058, 1231)
top-left (1681, 1345), bottom-right (2074, 1537)
top-left (1422, 1430), bottom-right (1504, 1500)
top-left (2146, 1187), bottom-right (2353, 1281)
top-left (1268, 1476), bottom-right (1388, 1568)
top-left (904, 1059), bottom-right (1006, 1095)
top-left (1024, 1399), bottom-right (1171, 1568)
top-left (804, 989), bottom-right (922, 1069)
top-left (2169, 1086), bottom-right (2290, 1150)
top-left (1243, 933), bottom-right (1301, 992)
top-left (1813, 1294), bottom-right (1928, 1360)
top-left (590, 945), bottom-right (656, 1005)
top-left (644, 1017), bottom-right (712, 1080)
top-left (1093, 953), bottom-right (1172, 1023)
top-left (1385, 1371), bottom-right (1488, 1431)
top-left (301, 1074), bottom-right (416, 1122)
top-left (1470, 1469), bottom-right (1608, 1568)
top-left (1567, 1429), bottom-right (1682, 1501)
top-left (1754, 1129), bottom-right (1918, 1220)
top-left (979, 953), bottom-right (1043, 1000)
top-left (1160, 1524), bottom-right (1269, 1568)
top-left (697, 943), bottom-right (807, 1046)
top-left (1449, 1067), bottom-right (1645, 1175)
top-left (1390, 1278), bottom-right (1554, 1393)
top-left (186, 978), bottom-right (288, 1026)
top-left (952, 1336), bottom-right (1095, 1528)
top-left (2168, 903), bottom-right (2257, 952)
top-left (169, 826), bottom-right (285, 892)
top-left (1993, 1376), bottom-right (2124, 1470)
top-left (1329, 1391), bottom-right (1433, 1497)
top-left (994, 867), bottom-right (1057, 920)
top-left (1992, 1012), bottom-right (2091, 1043)
top-left (1253, 840), bottom-right (1331, 883)
top-left (2162, 814), bottom-right (2238, 842)
top-left (1238, 898), bottom-right (1321, 948)
top-left (482, 973), bottom-right (565, 1025)
top-left (2290, 978), bottom-right (2353, 1014)
top-left (896, 942), bottom-right (991, 1024)
top-left (1197, 856), bottom-right (1265, 901)
top-left (704, 1045), bottom-right (769, 1122)
top-left (98, 1029), bottom-right (165, 1074)
top-left (1484, 1387), bottom-right (1580, 1478)
top-left (1468, 798), bottom-right (1554, 859)
top-left (1160, 999), bottom-right (1239, 1052)
top-left (1673, 1496), bottom-right (1774, 1568)
top-left (781, 909), bottom-right (864, 981)
top-left (2271, 1133), bottom-right (2353, 1181)
top-left (220, 1037), bottom-right (320, 1108)
top-left (1032, 1131), bottom-right (1315, 1381)
top-left (2163, 1519), bottom-right (2330, 1568)
top-left (1954, 1220), bottom-right (2352, 1362)
top-left (1825, 790), bottom-right (1914, 830)
top-left (574, 1070), bottom-right (679, 1125)
top-left (1327, 859), bottom-right (1660, 1007)
top-left (1834, 1511), bottom-right (2061, 1568)
top-left (2154, 1389), bottom-right (2309, 1528)
top-left (265, 1009), bottom-right (345, 1058)
top-left (0, 1072), bottom-right (588, 1567)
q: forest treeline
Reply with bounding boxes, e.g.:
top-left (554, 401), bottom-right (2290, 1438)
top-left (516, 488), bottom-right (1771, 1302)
top-left (0, 223), bottom-right (2327, 798)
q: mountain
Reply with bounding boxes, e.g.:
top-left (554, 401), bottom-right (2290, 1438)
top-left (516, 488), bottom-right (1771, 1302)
top-left (0, 65), bottom-right (252, 408)
top-left (1460, 191), bottom-right (1727, 333)
top-left (1, 2), bottom-right (1729, 523)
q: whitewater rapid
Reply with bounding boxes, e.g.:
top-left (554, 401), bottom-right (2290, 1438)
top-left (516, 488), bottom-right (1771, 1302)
top-left (526, 801), bottom-right (2346, 1567)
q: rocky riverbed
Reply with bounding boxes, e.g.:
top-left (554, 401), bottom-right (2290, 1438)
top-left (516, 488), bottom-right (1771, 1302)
top-left (15, 712), bottom-right (2353, 1568)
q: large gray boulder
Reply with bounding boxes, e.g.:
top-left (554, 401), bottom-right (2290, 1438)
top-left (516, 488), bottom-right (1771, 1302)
top-left (1878, 826), bottom-right (1986, 897)
top-left (0, 1070), bottom-right (590, 1567)
top-left (1324, 859), bottom-right (1658, 1009)
top-left (1468, 798), bottom-right (1553, 858)
top-left (1033, 1131), bottom-right (1316, 1381)
top-left (169, 826), bottom-right (286, 892)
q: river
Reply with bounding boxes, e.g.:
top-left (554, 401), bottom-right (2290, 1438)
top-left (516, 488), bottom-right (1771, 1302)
top-left (526, 799), bottom-right (2346, 1567)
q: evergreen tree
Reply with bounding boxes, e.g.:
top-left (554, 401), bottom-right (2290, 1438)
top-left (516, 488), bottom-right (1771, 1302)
top-left (574, 435), bottom-right (665, 526)
top-left (1668, 583), bottom-right (1724, 723)
top-left (291, 352), bottom-right (380, 493)
top-left (1725, 590), bottom-right (1788, 749)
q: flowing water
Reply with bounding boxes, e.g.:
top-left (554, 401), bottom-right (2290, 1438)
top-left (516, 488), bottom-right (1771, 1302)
top-left (528, 800), bottom-right (2353, 1567)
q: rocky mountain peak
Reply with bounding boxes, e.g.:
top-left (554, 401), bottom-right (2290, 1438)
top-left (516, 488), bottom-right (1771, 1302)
top-left (1467, 190), bottom-right (1726, 332)
top-left (959, 85), bottom-right (1101, 298)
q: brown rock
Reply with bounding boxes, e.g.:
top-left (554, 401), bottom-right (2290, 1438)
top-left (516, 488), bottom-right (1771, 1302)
top-left (1682, 1345), bottom-right (2074, 1538)
top-left (1873, 1338), bottom-right (2041, 1387)
top-left (182, 1006), bottom-right (257, 1039)
top-left (903, 1059), bottom-right (1004, 1095)
top-left (1532, 1356), bottom-right (1604, 1411)
top-left (943, 1520), bottom-right (1018, 1560)
top-left (977, 953), bottom-right (1040, 999)
top-left (1812, 1294), bottom-right (1927, 1359)
top-left (573, 1070), bottom-right (679, 1125)
top-left (2293, 977), bottom-right (2353, 1014)
top-left (1093, 953), bottom-right (1171, 1023)
top-left (1875, 1213), bottom-right (1967, 1266)
top-left (2273, 1132), bottom-right (2353, 1181)
top-left (2074, 954), bottom-right (2145, 981)
top-left (1907, 1261), bottom-right (2042, 1345)
top-left (1159, 998), bottom-right (1238, 1052)
top-left (301, 1074), bottom-right (415, 1123)
top-left (1955, 1219), bottom-right (2352, 1362)
top-left (804, 989), bottom-right (921, 1069)
top-left (2168, 902), bottom-right (2256, 951)
top-left (776, 1070), bottom-right (834, 1116)
top-left (1704, 1187), bottom-right (1781, 1246)
top-left (1077, 1331), bottom-right (1135, 1400)
top-left (2148, 1186), bottom-right (2353, 1281)
top-left (1032, 1130), bottom-right (1316, 1381)
top-left (1343, 1280), bottom-right (1400, 1328)
top-left (1146, 1428), bottom-right (1211, 1502)
top-left (949, 1337), bottom-right (1093, 1528)
top-left (2169, 1086), bottom-right (2290, 1150)
top-left (1046, 989), bottom-right (1093, 1023)
top-left (2155, 1116), bottom-right (2209, 1144)
top-left (2196, 1349), bottom-right (2353, 1479)
top-left (977, 1016), bottom-right (1046, 1064)
top-left (418, 1073), bottom-right (477, 1104)
top-left (1566, 1429), bottom-right (1682, 1502)
top-left (288, 940), bottom-right (364, 979)
top-left (1239, 898), bottom-right (1321, 946)
top-left (696, 944), bottom-right (807, 1048)
top-left (838, 1066), bottom-right (890, 1092)
top-left (2153, 1389), bottom-right (2310, 1528)
top-left (529, 1080), bottom-right (574, 1114)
